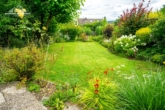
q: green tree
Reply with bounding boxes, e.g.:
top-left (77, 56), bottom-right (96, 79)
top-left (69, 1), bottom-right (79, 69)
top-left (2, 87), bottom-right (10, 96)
top-left (23, 0), bottom-right (85, 29)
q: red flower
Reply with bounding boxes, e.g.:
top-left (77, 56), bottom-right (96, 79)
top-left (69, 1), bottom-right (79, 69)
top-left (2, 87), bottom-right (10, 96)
top-left (104, 70), bottom-right (108, 75)
top-left (94, 84), bottom-right (99, 88)
top-left (95, 90), bottom-right (99, 94)
top-left (96, 79), bottom-right (99, 83)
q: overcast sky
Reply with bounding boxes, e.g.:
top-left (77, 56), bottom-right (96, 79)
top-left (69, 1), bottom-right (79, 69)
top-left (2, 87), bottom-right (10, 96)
top-left (80, 0), bottom-right (165, 21)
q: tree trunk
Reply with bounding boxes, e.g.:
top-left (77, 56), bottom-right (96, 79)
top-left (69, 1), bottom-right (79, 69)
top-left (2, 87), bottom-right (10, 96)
top-left (45, 13), bottom-right (53, 29)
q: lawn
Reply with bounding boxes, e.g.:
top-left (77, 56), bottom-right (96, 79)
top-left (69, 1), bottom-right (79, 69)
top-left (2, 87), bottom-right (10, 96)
top-left (40, 42), bottom-right (164, 86)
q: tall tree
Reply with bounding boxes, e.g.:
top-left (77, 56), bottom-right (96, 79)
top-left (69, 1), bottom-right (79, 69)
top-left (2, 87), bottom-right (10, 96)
top-left (23, 0), bottom-right (85, 29)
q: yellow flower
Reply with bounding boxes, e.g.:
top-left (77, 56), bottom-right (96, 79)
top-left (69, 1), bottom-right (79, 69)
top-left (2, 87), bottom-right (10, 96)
top-left (14, 8), bottom-right (25, 19)
top-left (163, 61), bottom-right (165, 65)
top-left (42, 26), bottom-right (47, 31)
top-left (22, 8), bottom-right (26, 12)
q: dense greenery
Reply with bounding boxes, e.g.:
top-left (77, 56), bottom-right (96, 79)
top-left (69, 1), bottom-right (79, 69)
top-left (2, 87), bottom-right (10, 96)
top-left (1, 0), bottom-right (165, 109)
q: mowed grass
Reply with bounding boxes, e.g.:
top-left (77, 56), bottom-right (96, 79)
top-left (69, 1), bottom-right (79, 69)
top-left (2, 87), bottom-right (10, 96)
top-left (41, 42), bottom-right (164, 85)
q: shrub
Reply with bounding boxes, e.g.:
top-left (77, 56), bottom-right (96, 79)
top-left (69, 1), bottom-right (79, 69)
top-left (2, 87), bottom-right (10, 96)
top-left (95, 26), bottom-right (104, 35)
top-left (136, 27), bottom-right (151, 43)
top-left (54, 37), bottom-right (66, 43)
top-left (60, 23), bottom-right (82, 41)
top-left (119, 72), bottom-right (165, 110)
top-left (91, 36), bottom-right (103, 42)
top-left (83, 26), bottom-right (92, 35)
top-left (151, 54), bottom-right (165, 64)
top-left (117, 0), bottom-right (152, 36)
top-left (103, 24), bottom-right (114, 38)
top-left (114, 34), bottom-right (146, 58)
top-left (1, 44), bottom-right (45, 81)
top-left (150, 18), bottom-right (165, 54)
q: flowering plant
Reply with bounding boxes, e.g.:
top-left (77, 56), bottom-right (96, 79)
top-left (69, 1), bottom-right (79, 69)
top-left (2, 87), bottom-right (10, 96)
top-left (114, 34), bottom-right (146, 58)
top-left (79, 69), bottom-right (119, 110)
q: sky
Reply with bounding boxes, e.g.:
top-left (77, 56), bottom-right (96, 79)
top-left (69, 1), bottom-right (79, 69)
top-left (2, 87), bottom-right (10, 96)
top-left (80, 0), bottom-right (165, 21)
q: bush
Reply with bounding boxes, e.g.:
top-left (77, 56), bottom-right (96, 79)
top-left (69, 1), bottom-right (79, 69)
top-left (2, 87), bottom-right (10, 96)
top-left (54, 37), bottom-right (66, 43)
top-left (136, 27), bottom-right (151, 43)
top-left (151, 54), bottom-right (165, 64)
top-left (114, 34), bottom-right (146, 58)
top-left (119, 72), bottom-right (165, 110)
top-left (117, 0), bottom-right (152, 36)
top-left (92, 36), bottom-right (103, 42)
top-left (1, 44), bottom-right (45, 81)
top-left (150, 18), bottom-right (165, 54)
top-left (95, 26), bottom-right (104, 35)
top-left (60, 23), bottom-right (82, 41)
top-left (83, 26), bottom-right (92, 35)
top-left (103, 24), bottom-right (114, 38)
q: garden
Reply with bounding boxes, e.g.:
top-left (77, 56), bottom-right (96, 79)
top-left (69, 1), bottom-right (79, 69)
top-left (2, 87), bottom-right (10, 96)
top-left (0, 0), bottom-right (165, 110)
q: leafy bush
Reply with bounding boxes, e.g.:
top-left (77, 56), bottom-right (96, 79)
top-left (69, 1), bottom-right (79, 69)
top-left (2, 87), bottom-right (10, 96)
top-left (136, 27), bottom-right (151, 43)
top-left (60, 23), bottom-right (82, 41)
top-left (1, 44), bottom-right (45, 81)
top-left (103, 24), bottom-right (114, 38)
top-left (117, 0), bottom-right (152, 36)
top-left (114, 34), bottom-right (146, 58)
top-left (150, 18), bottom-right (165, 54)
top-left (151, 54), bottom-right (165, 64)
top-left (79, 69), bottom-right (119, 110)
top-left (92, 36), bottom-right (103, 42)
top-left (119, 72), bottom-right (165, 110)
top-left (54, 37), bottom-right (66, 43)
top-left (95, 26), bottom-right (104, 35)
top-left (83, 26), bottom-right (92, 35)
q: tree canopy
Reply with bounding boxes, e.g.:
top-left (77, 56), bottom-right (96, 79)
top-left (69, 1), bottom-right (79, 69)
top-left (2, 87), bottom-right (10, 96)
top-left (23, 0), bottom-right (85, 28)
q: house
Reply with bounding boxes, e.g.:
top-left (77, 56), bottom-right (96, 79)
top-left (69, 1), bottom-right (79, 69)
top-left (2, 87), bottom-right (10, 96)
top-left (77, 18), bottom-right (103, 25)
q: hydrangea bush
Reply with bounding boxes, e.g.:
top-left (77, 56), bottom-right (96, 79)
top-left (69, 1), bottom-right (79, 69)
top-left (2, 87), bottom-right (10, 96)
top-left (114, 34), bottom-right (146, 58)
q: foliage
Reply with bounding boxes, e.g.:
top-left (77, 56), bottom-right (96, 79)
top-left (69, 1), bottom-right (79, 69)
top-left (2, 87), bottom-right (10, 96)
top-left (150, 17), bottom-right (165, 54)
top-left (151, 54), bottom-right (165, 64)
top-left (148, 11), bottom-right (159, 19)
top-left (83, 26), bottom-right (92, 35)
top-left (92, 36), bottom-right (103, 42)
top-left (103, 24), bottom-right (114, 38)
top-left (43, 82), bottom-right (79, 110)
top-left (84, 18), bottom-right (107, 35)
top-left (79, 69), bottom-right (119, 110)
top-left (119, 71), bottom-right (165, 110)
top-left (113, 34), bottom-right (146, 58)
top-left (95, 26), bottom-right (104, 35)
top-left (135, 27), bottom-right (151, 43)
top-left (27, 82), bottom-right (41, 92)
top-left (78, 33), bottom-right (92, 42)
top-left (160, 5), bottom-right (165, 15)
top-left (1, 44), bottom-right (45, 81)
top-left (54, 37), bottom-right (66, 43)
top-left (44, 97), bottom-right (64, 110)
top-left (116, 0), bottom-right (152, 37)
top-left (60, 23), bottom-right (82, 41)
top-left (23, 0), bottom-right (85, 29)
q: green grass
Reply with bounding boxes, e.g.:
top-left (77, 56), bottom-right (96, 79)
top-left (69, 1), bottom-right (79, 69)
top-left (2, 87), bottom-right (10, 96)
top-left (41, 42), bottom-right (164, 86)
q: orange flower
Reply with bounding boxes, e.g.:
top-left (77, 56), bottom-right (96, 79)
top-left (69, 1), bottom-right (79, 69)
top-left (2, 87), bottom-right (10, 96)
top-left (94, 83), bottom-right (99, 88)
top-left (96, 79), bottom-right (99, 83)
top-left (95, 90), bottom-right (99, 94)
top-left (104, 70), bottom-right (108, 75)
